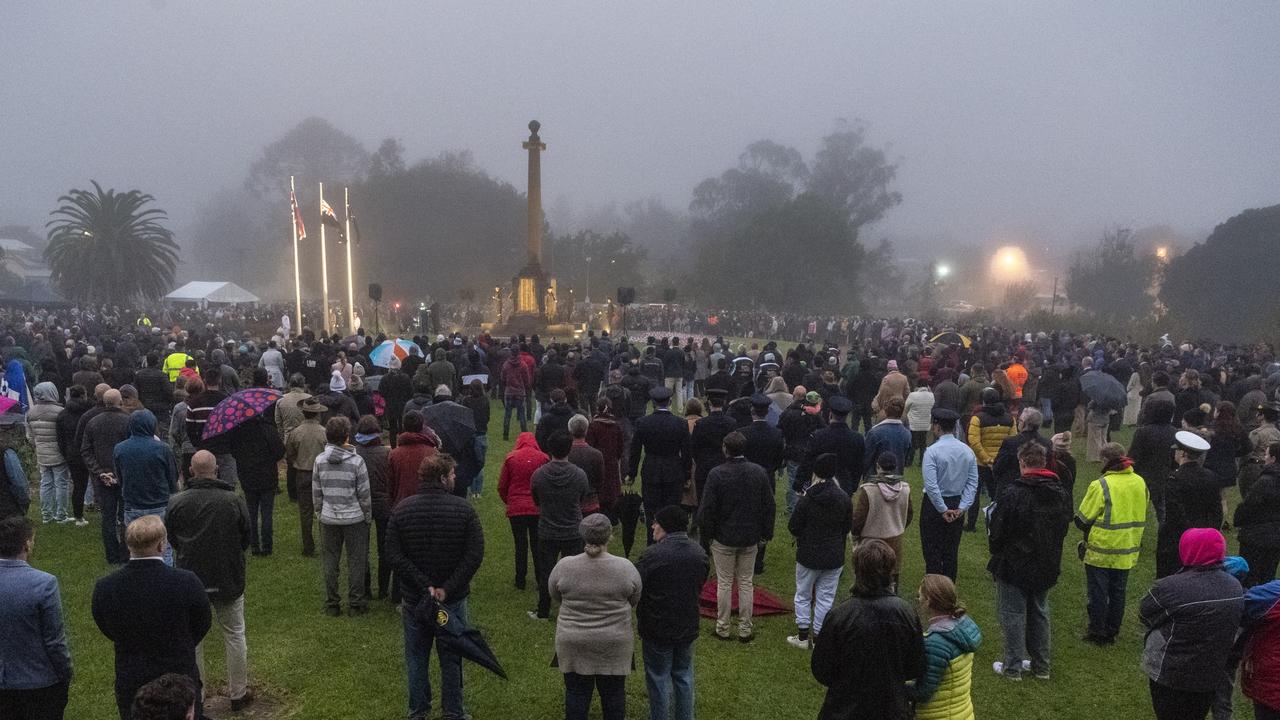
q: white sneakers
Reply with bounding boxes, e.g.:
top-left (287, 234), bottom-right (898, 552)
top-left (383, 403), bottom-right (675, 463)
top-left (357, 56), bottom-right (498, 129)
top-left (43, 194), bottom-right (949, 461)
top-left (786, 635), bottom-right (812, 649)
top-left (993, 660), bottom-right (1044, 680)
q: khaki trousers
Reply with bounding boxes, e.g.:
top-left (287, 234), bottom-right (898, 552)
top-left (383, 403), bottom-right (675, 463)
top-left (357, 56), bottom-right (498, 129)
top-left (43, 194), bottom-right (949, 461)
top-left (711, 540), bottom-right (757, 638)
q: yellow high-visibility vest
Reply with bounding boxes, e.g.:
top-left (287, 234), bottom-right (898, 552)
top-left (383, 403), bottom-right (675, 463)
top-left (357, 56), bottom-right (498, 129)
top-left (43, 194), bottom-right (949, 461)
top-left (1075, 467), bottom-right (1148, 570)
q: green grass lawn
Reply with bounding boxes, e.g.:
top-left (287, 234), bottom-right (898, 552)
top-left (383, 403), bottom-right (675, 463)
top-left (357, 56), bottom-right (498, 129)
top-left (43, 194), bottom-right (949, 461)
top-left (25, 412), bottom-right (1257, 719)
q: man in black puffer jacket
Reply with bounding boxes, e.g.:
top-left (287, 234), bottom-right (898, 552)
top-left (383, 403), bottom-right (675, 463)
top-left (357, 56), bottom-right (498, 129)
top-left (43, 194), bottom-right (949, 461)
top-left (385, 453), bottom-right (484, 720)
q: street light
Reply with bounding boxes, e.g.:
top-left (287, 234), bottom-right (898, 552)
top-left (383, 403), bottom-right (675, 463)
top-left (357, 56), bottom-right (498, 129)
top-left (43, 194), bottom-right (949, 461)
top-left (936, 263), bottom-right (951, 279)
top-left (1156, 246), bottom-right (1168, 260)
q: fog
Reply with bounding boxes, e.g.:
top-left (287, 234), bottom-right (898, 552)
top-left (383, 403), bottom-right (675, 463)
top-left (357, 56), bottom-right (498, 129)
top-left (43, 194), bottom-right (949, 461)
top-left (5, 1), bottom-right (1280, 264)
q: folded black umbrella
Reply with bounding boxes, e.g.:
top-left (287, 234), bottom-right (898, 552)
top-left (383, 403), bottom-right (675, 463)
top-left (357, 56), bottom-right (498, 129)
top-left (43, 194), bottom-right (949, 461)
top-left (616, 489), bottom-right (644, 558)
top-left (412, 596), bottom-right (507, 679)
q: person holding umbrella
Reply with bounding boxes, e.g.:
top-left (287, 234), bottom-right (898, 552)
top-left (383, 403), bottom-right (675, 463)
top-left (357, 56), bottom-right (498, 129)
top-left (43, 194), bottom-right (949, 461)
top-left (386, 453), bottom-right (485, 720)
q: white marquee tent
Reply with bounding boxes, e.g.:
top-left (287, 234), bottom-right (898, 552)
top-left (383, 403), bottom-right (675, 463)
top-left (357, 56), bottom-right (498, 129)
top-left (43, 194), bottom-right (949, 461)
top-left (165, 281), bottom-right (260, 305)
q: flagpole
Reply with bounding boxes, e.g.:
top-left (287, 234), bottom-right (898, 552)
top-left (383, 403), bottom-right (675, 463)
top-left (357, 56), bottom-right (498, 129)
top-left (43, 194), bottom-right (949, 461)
top-left (344, 186), bottom-right (355, 335)
top-left (319, 182), bottom-right (331, 335)
top-left (290, 176), bottom-right (303, 337)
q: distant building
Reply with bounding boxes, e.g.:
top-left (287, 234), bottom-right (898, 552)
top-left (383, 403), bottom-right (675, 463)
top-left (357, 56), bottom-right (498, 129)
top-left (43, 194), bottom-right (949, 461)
top-left (0, 237), bottom-right (64, 304)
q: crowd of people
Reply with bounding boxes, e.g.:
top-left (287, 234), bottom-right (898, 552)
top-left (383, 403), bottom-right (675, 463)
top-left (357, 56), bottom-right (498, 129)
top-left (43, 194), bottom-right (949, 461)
top-left (0, 300), bottom-right (1279, 719)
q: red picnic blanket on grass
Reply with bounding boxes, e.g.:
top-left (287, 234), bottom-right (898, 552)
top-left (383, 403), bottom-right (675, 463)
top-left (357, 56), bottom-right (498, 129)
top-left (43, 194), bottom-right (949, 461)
top-left (698, 579), bottom-right (790, 619)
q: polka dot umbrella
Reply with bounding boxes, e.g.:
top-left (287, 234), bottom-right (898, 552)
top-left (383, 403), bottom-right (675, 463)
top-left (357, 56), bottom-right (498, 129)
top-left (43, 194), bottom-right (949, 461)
top-left (202, 387), bottom-right (283, 441)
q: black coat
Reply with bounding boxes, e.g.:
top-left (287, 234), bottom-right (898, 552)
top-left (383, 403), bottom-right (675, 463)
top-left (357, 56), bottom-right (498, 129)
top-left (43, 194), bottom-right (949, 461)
top-left (379, 370), bottom-right (414, 418)
top-left (779, 403), bottom-right (823, 462)
top-left (696, 457), bottom-right (775, 547)
top-left (1157, 463), bottom-right (1225, 578)
top-left (1235, 466), bottom-right (1280, 549)
top-left (788, 480), bottom-right (852, 570)
top-left (385, 485), bottom-right (484, 604)
top-left (811, 592), bottom-right (925, 720)
top-left (628, 409), bottom-right (691, 486)
top-left (535, 402), bottom-right (575, 453)
top-left (91, 559), bottom-right (211, 701)
top-left (797, 423), bottom-right (865, 493)
top-left (690, 411), bottom-right (738, 497)
top-left (230, 414), bottom-right (285, 494)
top-left (992, 429), bottom-right (1051, 490)
top-left (165, 477), bottom-right (251, 603)
top-left (635, 531), bottom-right (709, 645)
top-left (986, 470), bottom-right (1072, 592)
top-left (741, 420), bottom-right (785, 479)
top-left (1129, 422), bottom-right (1178, 501)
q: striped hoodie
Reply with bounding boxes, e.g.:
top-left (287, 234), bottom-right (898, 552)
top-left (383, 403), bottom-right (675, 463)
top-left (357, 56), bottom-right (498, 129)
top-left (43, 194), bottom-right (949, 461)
top-left (311, 444), bottom-right (371, 526)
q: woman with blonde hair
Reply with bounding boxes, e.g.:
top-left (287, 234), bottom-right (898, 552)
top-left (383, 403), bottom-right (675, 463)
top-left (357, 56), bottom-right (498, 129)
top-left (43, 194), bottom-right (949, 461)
top-left (909, 574), bottom-right (982, 719)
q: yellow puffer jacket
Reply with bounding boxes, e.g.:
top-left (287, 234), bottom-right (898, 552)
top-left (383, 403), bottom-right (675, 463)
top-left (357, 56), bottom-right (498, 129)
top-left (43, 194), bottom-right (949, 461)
top-left (911, 615), bottom-right (981, 720)
top-left (967, 406), bottom-right (1016, 467)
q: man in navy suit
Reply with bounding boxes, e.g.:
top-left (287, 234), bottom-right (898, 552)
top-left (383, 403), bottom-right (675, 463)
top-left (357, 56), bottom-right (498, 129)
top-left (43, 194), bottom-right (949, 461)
top-left (628, 386), bottom-right (692, 545)
top-left (92, 514), bottom-right (210, 720)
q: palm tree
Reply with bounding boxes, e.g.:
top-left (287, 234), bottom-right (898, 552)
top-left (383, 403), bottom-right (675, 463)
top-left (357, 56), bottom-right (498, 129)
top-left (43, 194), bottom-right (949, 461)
top-left (44, 181), bottom-right (179, 304)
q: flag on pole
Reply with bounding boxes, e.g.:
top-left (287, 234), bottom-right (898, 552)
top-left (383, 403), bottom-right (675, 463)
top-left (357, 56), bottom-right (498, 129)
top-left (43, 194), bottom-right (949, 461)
top-left (320, 199), bottom-right (346, 243)
top-left (349, 213), bottom-right (363, 246)
top-left (290, 190), bottom-right (307, 241)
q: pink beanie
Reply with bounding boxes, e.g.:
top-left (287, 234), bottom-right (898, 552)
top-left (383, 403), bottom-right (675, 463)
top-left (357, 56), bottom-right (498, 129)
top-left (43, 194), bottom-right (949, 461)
top-left (1179, 528), bottom-right (1226, 568)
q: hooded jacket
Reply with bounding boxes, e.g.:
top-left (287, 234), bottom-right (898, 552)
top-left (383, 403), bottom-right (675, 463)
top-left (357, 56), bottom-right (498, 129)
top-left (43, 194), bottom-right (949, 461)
top-left (165, 476), bottom-right (251, 603)
top-left (1241, 580), bottom-right (1280, 711)
top-left (387, 430), bottom-right (439, 509)
top-left (910, 614), bottom-right (982, 720)
top-left (1140, 533), bottom-right (1244, 692)
top-left (26, 382), bottom-right (65, 466)
top-left (530, 458), bottom-right (590, 542)
top-left (789, 479), bottom-right (852, 570)
top-left (113, 410), bottom-right (178, 511)
top-left (311, 444), bottom-right (372, 525)
top-left (986, 469), bottom-right (1072, 592)
top-left (498, 433), bottom-right (548, 517)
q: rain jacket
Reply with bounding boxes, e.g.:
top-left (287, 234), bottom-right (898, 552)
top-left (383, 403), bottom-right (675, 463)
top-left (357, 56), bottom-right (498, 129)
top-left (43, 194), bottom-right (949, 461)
top-left (1140, 561), bottom-right (1243, 692)
top-left (311, 443), bottom-right (371, 526)
top-left (789, 478), bottom-right (852, 570)
top-left (165, 476), bottom-right (251, 603)
top-left (1075, 465), bottom-right (1149, 570)
top-left (113, 410), bottom-right (177, 511)
top-left (498, 432), bottom-right (548, 517)
top-left (987, 469), bottom-right (1072, 592)
top-left (1242, 580), bottom-right (1280, 711)
top-left (909, 614), bottom-right (982, 720)
top-left (386, 430), bottom-right (439, 508)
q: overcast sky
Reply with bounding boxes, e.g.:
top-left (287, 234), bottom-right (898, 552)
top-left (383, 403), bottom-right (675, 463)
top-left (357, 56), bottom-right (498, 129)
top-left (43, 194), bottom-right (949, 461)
top-left (5, 1), bottom-right (1280, 257)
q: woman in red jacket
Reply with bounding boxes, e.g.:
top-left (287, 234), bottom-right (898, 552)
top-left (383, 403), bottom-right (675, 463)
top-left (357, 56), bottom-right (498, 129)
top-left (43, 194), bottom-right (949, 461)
top-left (387, 412), bottom-right (440, 509)
top-left (499, 432), bottom-right (549, 590)
top-left (1243, 580), bottom-right (1280, 719)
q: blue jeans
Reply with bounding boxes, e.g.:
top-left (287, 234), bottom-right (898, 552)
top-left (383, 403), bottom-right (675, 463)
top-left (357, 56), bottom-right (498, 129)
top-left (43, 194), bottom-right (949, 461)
top-left (403, 597), bottom-right (467, 720)
top-left (784, 461), bottom-right (799, 515)
top-left (644, 640), bottom-right (694, 720)
top-left (1085, 565), bottom-right (1128, 640)
top-left (503, 395), bottom-right (527, 438)
top-left (470, 434), bottom-right (488, 494)
top-left (39, 463), bottom-right (71, 522)
top-left (123, 506), bottom-right (172, 565)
